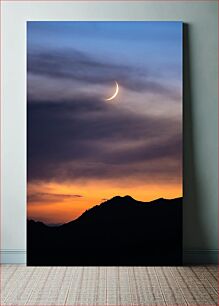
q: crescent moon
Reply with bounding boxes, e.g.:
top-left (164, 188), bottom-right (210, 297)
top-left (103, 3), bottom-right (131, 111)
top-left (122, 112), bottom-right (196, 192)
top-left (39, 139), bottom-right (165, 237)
top-left (105, 81), bottom-right (119, 101)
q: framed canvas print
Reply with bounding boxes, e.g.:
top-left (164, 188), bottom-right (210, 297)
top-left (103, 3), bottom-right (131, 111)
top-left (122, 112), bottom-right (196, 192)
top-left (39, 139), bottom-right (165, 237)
top-left (27, 21), bottom-right (182, 266)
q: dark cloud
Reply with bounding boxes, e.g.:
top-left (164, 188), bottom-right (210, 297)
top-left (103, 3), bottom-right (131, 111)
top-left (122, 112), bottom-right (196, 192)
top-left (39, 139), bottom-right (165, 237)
top-left (27, 49), bottom-right (178, 97)
top-left (27, 98), bottom-right (182, 183)
top-left (28, 192), bottom-right (83, 204)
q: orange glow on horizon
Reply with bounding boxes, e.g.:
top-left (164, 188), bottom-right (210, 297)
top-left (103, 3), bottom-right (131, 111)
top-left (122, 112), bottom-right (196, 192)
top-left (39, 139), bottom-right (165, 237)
top-left (27, 180), bottom-right (182, 224)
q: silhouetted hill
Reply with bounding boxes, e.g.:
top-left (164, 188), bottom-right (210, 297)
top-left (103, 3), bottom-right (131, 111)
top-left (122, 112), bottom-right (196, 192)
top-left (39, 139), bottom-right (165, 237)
top-left (27, 196), bottom-right (182, 266)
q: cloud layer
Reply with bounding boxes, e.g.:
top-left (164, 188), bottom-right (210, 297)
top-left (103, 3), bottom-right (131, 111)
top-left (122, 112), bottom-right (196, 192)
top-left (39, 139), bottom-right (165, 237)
top-left (28, 49), bottom-right (180, 100)
top-left (27, 46), bottom-right (182, 186)
top-left (28, 192), bottom-right (83, 204)
top-left (28, 97), bottom-right (182, 184)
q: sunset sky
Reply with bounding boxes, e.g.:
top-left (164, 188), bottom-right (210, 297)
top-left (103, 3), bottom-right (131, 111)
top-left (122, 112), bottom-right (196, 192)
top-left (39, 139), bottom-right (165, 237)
top-left (27, 21), bottom-right (182, 225)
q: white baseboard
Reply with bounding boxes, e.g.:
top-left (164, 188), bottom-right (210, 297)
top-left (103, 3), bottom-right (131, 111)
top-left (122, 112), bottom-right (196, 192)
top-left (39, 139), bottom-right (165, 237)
top-left (1, 250), bottom-right (26, 264)
top-left (0, 249), bottom-right (217, 264)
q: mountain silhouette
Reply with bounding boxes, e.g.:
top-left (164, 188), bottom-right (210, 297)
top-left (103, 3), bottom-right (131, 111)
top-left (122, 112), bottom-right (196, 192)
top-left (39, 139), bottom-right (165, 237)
top-left (27, 196), bottom-right (182, 266)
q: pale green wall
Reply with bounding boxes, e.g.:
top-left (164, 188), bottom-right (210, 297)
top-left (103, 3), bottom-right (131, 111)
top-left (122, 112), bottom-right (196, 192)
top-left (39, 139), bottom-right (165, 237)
top-left (1, 1), bottom-right (218, 263)
top-left (183, 9), bottom-right (218, 260)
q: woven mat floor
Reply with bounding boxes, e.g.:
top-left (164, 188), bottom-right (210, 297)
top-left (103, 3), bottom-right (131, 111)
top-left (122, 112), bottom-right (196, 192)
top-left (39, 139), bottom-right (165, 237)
top-left (1, 265), bottom-right (218, 305)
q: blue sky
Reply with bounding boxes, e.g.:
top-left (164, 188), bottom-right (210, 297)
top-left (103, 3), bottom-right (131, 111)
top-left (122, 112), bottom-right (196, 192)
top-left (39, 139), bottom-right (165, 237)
top-left (27, 21), bottom-right (182, 84)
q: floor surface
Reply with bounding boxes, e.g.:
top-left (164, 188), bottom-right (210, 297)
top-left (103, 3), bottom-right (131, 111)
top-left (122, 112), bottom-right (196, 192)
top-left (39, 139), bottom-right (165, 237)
top-left (1, 265), bottom-right (218, 305)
